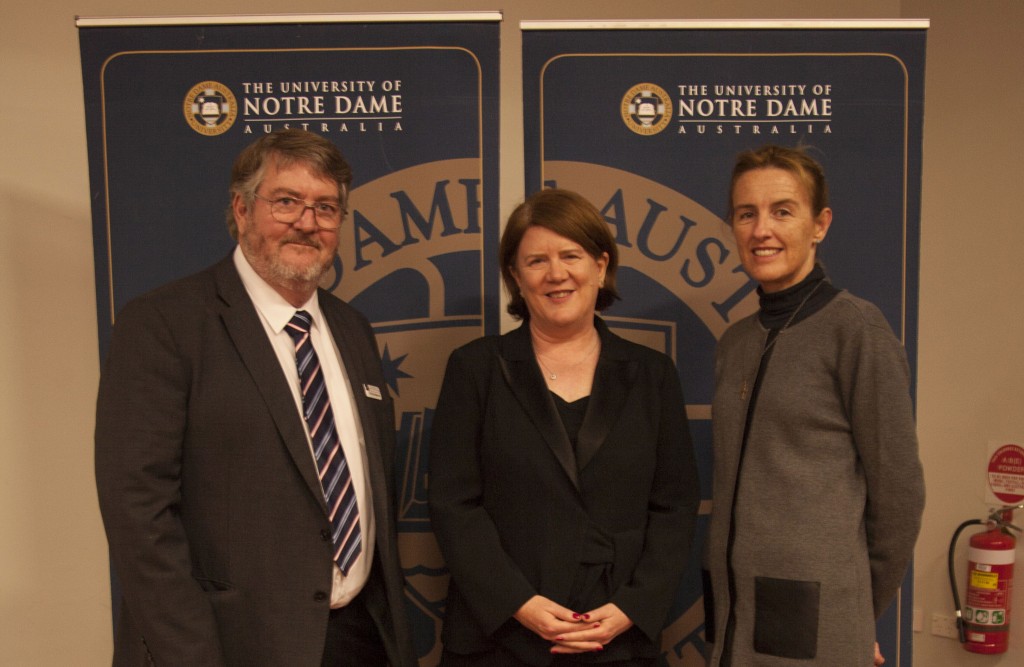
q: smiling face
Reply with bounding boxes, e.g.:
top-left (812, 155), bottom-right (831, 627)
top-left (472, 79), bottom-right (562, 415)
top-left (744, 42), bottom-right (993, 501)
top-left (512, 225), bottom-right (608, 336)
top-left (233, 158), bottom-right (341, 305)
top-left (730, 166), bottom-right (832, 293)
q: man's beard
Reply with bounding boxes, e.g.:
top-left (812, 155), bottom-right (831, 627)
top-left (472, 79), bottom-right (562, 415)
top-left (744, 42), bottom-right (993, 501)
top-left (240, 228), bottom-right (334, 287)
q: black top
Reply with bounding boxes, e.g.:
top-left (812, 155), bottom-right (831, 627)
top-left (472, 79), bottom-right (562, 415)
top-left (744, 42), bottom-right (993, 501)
top-left (757, 263), bottom-right (839, 330)
top-left (552, 392), bottom-right (590, 453)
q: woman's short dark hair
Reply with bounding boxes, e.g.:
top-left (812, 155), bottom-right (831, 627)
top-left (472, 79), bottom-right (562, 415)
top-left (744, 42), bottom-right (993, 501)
top-left (500, 188), bottom-right (620, 320)
top-left (727, 144), bottom-right (830, 222)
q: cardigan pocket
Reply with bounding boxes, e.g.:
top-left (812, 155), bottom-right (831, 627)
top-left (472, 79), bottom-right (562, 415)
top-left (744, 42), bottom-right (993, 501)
top-left (753, 576), bottom-right (819, 659)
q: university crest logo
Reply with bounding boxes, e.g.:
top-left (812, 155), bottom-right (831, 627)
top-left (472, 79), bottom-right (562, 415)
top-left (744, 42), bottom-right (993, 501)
top-left (183, 81), bottom-right (238, 136)
top-left (621, 83), bottom-right (673, 136)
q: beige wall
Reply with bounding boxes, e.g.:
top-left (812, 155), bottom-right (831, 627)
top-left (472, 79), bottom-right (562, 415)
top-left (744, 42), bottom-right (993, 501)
top-left (2, 0), bottom-right (1020, 664)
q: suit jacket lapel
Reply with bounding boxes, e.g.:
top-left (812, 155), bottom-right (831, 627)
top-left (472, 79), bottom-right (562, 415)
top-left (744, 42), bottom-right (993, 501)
top-left (500, 325), bottom-right (579, 490)
top-left (320, 300), bottom-right (383, 468)
top-left (576, 321), bottom-right (637, 471)
top-left (319, 298), bottom-right (400, 539)
top-left (213, 257), bottom-right (329, 513)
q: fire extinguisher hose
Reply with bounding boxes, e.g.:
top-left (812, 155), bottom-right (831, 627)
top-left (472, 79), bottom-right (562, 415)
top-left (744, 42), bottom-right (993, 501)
top-left (948, 518), bottom-right (984, 643)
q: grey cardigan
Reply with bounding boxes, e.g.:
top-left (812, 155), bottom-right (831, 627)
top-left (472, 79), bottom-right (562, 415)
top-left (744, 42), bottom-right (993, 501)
top-left (704, 291), bottom-right (925, 666)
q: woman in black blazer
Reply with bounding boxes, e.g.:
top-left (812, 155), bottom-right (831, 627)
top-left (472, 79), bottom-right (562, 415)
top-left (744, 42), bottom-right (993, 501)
top-left (428, 189), bottom-right (700, 666)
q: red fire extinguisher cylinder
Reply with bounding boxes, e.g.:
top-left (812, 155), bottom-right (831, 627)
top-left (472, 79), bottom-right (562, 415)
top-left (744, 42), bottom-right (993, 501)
top-left (963, 512), bottom-right (1016, 654)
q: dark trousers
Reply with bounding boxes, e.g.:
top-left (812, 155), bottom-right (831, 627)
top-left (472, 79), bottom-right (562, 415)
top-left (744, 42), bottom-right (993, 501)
top-left (322, 588), bottom-right (388, 666)
top-left (441, 647), bottom-right (655, 667)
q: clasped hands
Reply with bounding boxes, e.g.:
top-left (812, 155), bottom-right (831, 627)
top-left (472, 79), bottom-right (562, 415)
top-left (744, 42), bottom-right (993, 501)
top-left (513, 595), bottom-right (633, 654)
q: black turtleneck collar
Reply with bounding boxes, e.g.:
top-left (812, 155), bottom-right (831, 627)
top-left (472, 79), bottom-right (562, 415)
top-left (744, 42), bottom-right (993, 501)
top-left (757, 263), bottom-right (840, 329)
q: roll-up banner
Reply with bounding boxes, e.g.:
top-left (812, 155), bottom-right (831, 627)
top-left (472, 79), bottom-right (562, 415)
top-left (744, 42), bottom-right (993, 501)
top-left (78, 13), bottom-right (500, 663)
top-left (523, 20), bottom-right (926, 665)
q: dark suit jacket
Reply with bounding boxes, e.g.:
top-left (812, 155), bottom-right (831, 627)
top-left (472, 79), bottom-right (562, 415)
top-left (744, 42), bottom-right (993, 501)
top-left (428, 318), bottom-right (699, 665)
top-left (95, 255), bottom-right (415, 667)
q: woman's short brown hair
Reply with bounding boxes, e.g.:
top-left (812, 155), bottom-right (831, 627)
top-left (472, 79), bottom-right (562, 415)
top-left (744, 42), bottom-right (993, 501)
top-left (727, 144), bottom-right (830, 222)
top-left (500, 188), bottom-right (620, 320)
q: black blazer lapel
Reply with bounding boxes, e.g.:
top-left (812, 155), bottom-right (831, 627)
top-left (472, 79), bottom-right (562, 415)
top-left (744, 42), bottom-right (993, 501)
top-left (321, 297), bottom-right (397, 540)
top-left (499, 325), bottom-right (579, 490)
top-left (577, 320), bottom-right (638, 471)
top-left (213, 258), bottom-right (328, 513)
top-left (321, 302), bottom-right (380, 445)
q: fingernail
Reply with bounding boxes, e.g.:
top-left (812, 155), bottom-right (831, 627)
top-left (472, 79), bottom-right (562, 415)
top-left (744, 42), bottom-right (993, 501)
top-left (593, 623), bottom-right (601, 628)
top-left (583, 614), bottom-right (590, 620)
top-left (594, 646), bottom-right (604, 652)
top-left (572, 613), bottom-right (581, 620)
top-left (555, 636), bottom-right (564, 641)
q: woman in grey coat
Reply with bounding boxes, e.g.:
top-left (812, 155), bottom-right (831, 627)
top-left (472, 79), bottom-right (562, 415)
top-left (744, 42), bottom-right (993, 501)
top-left (703, 144), bottom-right (924, 666)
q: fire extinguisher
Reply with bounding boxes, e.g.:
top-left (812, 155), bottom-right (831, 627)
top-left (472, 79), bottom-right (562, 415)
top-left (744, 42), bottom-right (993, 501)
top-left (948, 505), bottom-right (1022, 654)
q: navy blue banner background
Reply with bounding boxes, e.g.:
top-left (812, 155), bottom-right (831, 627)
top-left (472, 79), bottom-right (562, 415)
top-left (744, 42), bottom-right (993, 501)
top-left (524, 25), bottom-right (925, 666)
top-left (81, 17), bottom-right (500, 664)
top-left (82, 20), bottom-right (500, 339)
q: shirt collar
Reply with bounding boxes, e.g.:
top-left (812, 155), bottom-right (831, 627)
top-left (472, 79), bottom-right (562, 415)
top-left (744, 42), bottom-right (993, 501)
top-left (232, 245), bottom-right (322, 334)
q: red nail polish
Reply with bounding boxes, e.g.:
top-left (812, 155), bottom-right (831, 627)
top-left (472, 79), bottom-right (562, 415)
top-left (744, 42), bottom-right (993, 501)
top-left (572, 613), bottom-right (580, 620)
top-left (583, 614), bottom-right (590, 620)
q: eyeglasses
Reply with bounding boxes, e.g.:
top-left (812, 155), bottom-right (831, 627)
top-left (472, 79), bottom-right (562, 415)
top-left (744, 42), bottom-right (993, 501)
top-left (254, 193), bottom-right (346, 229)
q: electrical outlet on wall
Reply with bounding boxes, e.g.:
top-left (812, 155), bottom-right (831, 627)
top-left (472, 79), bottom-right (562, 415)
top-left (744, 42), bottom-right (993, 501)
top-left (931, 613), bottom-right (959, 639)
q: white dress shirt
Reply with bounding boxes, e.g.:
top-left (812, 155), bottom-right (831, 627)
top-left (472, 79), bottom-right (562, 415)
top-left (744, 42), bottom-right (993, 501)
top-left (233, 246), bottom-right (375, 607)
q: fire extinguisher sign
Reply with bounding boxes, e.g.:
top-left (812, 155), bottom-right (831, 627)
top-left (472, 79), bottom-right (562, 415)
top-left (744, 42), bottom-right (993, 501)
top-left (986, 441), bottom-right (1024, 505)
top-left (969, 569), bottom-right (999, 591)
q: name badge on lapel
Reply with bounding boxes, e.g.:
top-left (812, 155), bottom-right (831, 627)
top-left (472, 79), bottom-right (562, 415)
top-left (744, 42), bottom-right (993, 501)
top-left (363, 384), bottom-right (383, 400)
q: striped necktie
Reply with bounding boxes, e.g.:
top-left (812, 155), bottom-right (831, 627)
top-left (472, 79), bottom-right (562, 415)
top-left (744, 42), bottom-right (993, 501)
top-left (284, 311), bottom-right (362, 575)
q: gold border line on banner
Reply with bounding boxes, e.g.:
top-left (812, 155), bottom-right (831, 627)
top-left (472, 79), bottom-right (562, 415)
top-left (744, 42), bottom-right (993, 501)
top-left (537, 52), bottom-right (913, 346)
top-left (97, 45), bottom-right (487, 327)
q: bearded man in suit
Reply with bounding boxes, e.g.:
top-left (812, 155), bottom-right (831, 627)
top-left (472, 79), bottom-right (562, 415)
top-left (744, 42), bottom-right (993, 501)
top-left (95, 129), bottom-right (415, 667)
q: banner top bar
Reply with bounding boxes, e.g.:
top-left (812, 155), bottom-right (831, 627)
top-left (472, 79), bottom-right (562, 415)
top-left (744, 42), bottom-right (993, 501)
top-left (520, 19), bottom-right (929, 30)
top-left (76, 11), bottom-right (503, 28)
